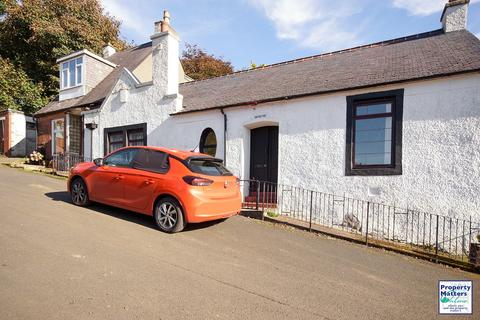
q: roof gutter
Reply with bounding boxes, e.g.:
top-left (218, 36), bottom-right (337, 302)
top-left (34, 99), bottom-right (103, 118)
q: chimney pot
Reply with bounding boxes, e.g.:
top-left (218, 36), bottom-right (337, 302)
top-left (163, 10), bottom-right (170, 24)
top-left (160, 10), bottom-right (170, 32)
top-left (154, 10), bottom-right (172, 33)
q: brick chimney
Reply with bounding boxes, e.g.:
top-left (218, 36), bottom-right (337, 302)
top-left (441, 0), bottom-right (469, 32)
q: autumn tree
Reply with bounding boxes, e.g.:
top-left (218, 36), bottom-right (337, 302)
top-left (0, 0), bottom-right (129, 112)
top-left (181, 44), bottom-right (233, 80)
top-left (0, 58), bottom-right (48, 114)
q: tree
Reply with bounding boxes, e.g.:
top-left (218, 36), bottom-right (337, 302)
top-left (249, 61), bottom-right (266, 69)
top-left (0, 0), bottom-right (129, 112)
top-left (181, 44), bottom-right (233, 80)
top-left (0, 58), bottom-right (48, 114)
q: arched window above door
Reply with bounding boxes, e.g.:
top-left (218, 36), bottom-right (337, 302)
top-left (199, 128), bottom-right (217, 157)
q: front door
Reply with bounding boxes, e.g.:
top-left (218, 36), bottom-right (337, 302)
top-left (250, 126), bottom-right (278, 183)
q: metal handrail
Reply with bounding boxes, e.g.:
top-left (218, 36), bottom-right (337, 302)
top-left (239, 179), bottom-right (480, 264)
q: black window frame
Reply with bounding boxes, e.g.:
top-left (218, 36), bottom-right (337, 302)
top-left (199, 128), bottom-right (217, 157)
top-left (104, 123), bottom-right (147, 156)
top-left (107, 131), bottom-right (125, 154)
top-left (345, 89), bottom-right (404, 176)
top-left (127, 128), bottom-right (146, 147)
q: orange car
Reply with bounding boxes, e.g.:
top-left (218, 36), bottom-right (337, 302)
top-left (68, 146), bottom-right (241, 233)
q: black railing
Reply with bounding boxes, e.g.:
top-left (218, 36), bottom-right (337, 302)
top-left (240, 180), bottom-right (480, 264)
top-left (52, 153), bottom-right (90, 173)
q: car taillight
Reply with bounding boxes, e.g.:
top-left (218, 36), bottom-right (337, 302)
top-left (183, 176), bottom-right (214, 186)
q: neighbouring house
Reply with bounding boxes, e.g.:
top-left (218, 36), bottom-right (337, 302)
top-left (0, 109), bottom-right (36, 157)
top-left (35, 0), bottom-right (480, 219)
top-left (34, 41), bottom-right (191, 159)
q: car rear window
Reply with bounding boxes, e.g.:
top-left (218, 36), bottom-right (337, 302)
top-left (187, 158), bottom-right (233, 176)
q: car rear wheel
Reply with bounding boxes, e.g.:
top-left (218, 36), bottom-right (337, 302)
top-left (71, 178), bottom-right (90, 207)
top-left (154, 197), bottom-right (185, 233)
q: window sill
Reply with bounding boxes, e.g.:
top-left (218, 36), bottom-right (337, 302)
top-left (345, 166), bottom-right (402, 176)
top-left (60, 84), bottom-right (84, 91)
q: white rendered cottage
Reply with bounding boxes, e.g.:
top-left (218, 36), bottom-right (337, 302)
top-left (36, 0), bottom-right (480, 219)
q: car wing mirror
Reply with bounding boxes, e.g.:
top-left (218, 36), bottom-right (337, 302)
top-left (93, 158), bottom-right (104, 166)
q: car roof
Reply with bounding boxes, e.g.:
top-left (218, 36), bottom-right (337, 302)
top-left (118, 146), bottom-right (211, 160)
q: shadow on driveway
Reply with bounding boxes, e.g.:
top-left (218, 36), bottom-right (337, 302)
top-left (44, 191), bottom-right (225, 232)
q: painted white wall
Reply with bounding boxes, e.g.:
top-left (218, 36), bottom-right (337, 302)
top-left (165, 73), bottom-right (480, 219)
top-left (80, 15), bottom-right (480, 221)
top-left (83, 27), bottom-right (184, 159)
top-left (59, 85), bottom-right (85, 101)
top-left (9, 111), bottom-right (27, 157)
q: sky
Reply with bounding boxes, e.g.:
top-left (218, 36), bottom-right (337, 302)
top-left (100, 0), bottom-right (480, 70)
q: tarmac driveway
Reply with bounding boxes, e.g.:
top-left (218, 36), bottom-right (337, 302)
top-left (0, 166), bottom-right (478, 319)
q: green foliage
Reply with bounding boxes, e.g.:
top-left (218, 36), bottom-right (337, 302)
top-left (0, 58), bottom-right (48, 114)
top-left (249, 61), bottom-right (266, 69)
top-left (0, 0), bottom-right (129, 112)
top-left (181, 43), bottom-right (233, 80)
top-left (266, 210), bottom-right (279, 218)
top-left (0, 1), bottom-right (5, 16)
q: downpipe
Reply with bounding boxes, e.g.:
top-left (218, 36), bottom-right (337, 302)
top-left (220, 108), bottom-right (227, 166)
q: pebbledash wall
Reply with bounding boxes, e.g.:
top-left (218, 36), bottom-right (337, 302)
top-left (84, 69), bottom-right (480, 219)
top-left (177, 73), bottom-right (480, 219)
top-left (82, 27), bottom-right (183, 161)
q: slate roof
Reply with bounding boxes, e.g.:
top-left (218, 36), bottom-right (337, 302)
top-left (36, 29), bottom-right (480, 117)
top-left (177, 29), bottom-right (480, 114)
top-left (35, 42), bottom-right (152, 115)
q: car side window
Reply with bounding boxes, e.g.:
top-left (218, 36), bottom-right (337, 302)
top-left (104, 148), bottom-right (138, 167)
top-left (132, 149), bottom-right (170, 174)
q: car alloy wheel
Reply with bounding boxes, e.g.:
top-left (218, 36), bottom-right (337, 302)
top-left (154, 197), bottom-right (185, 233)
top-left (71, 179), bottom-right (89, 206)
top-left (157, 202), bottom-right (178, 229)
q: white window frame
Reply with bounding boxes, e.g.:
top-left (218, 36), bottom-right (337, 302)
top-left (60, 56), bottom-right (84, 89)
top-left (51, 118), bottom-right (65, 156)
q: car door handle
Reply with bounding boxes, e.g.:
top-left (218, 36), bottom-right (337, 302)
top-left (144, 179), bottom-right (154, 185)
top-left (114, 175), bottom-right (124, 180)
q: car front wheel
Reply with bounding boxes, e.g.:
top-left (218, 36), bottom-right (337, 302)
top-left (154, 197), bottom-right (185, 233)
top-left (70, 178), bottom-right (90, 207)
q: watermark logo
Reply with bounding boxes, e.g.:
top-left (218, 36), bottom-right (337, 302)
top-left (438, 280), bottom-right (473, 315)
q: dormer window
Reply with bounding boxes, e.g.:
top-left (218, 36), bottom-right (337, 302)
top-left (61, 57), bottom-right (83, 89)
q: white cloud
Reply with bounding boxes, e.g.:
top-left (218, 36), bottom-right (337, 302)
top-left (392, 0), bottom-right (445, 16)
top-left (246, 0), bottom-right (367, 51)
top-left (303, 20), bottom-right (360, 51)
top-left (100, 0), bottom-right (150, 37)
top-left (392, 0), bottom-right (479, 16)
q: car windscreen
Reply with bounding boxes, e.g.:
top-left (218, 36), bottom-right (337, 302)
top-left (187, 158), bottom-right (233, 176)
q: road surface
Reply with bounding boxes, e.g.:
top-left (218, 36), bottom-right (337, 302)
top-left (0, 166), bottom-right (478, 319)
